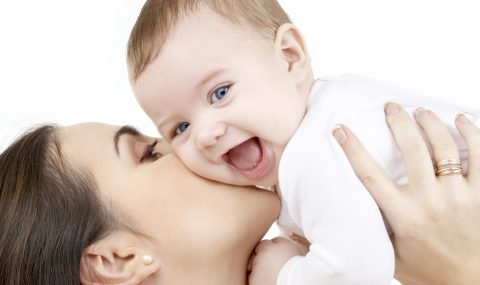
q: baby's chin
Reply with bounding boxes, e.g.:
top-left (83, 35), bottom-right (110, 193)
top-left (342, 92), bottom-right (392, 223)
top-left (213, 174), bottom-right (278, 190)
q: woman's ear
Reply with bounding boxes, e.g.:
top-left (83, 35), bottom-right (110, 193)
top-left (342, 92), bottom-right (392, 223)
top-left (274, 23), bottom-right (312, 85)
top-left (80, 232), bottom-right (160, 285)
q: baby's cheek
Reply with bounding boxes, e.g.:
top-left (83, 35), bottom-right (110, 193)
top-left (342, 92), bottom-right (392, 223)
top-left (178, 151), bottom-right (209, 175)
top-left (197, 164), bottom-right (220, 180)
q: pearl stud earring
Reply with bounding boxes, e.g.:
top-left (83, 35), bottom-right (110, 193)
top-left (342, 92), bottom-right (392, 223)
top-left (142, 255), bottom-right (153, 265)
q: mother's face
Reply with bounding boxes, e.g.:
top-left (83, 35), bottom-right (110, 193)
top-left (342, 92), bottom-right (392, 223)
top-left (59, 123), bottom-right (279, 279)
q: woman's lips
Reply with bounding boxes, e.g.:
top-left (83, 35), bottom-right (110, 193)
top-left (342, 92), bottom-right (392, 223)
top-left (224, 137), bottom-right (272, 180)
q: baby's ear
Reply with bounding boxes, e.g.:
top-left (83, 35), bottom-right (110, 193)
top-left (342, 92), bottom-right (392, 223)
top-left (274, 23), bottom-right (311, 84)
top-left (80, 232), bottom-right (160, 285)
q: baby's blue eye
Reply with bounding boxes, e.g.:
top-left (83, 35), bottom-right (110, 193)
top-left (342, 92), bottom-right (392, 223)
top-left (173, 122), bottom-right (190, 137)
top-left (209, 85), bottom-right (229, 104)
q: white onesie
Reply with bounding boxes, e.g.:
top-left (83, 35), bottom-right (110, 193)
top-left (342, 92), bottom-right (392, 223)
top-left (276, 74), bottom-right (480, 285)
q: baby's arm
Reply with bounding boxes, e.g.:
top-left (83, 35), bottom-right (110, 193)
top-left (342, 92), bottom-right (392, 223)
top-left (248, 237), bottom-right (307, 285)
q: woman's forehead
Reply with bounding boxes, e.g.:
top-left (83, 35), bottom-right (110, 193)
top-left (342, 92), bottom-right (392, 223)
top-left (58, 123), bottom-right (118, 165)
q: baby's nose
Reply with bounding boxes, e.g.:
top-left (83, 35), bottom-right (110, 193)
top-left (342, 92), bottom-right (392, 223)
top-left (195, 123), bottom-right (227, 149)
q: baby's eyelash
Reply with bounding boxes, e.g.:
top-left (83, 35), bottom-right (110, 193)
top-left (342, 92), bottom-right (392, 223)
top-left (140, 140), bottom-right (160, 162)
top-left (170, 122), bottom-right (190, 139)
top-left (209, 84), bottom-right (230, 104)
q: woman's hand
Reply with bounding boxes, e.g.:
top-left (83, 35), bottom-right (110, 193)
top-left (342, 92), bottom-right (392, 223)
top-left (333, 103), bottom-right (480, 285)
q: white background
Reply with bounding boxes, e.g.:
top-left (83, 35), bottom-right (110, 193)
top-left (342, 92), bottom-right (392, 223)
top-left (1, 1), bottom-right (479, 283)
top-left (1, 0), bottom-right (479, 148)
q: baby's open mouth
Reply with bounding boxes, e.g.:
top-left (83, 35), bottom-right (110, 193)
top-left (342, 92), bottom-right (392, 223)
top-left (224, 137), bottom-right (263, 171)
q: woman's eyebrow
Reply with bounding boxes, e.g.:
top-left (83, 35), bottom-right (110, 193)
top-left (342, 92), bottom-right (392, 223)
top-left (114, 125), bottom-right (141, 156)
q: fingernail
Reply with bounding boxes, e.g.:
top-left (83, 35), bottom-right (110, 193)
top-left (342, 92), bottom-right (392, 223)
top-left (385, 102), bottom-right (400, 115)
top-left (456, 113), bottom-right (470, 125)
top-left (415, 107), bottom-right (430, 118)
top-left (333, 125), bottom-right (348, 145)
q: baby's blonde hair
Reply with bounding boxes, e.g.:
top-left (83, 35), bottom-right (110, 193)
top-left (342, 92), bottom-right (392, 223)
top-left (127, 0), bottom-right (291, 81)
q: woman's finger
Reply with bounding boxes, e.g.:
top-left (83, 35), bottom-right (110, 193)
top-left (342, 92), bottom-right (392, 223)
top-left (456, 114), bottom-right (480, 185)
top-left (333, 125), bottom-right (398, 210)
top-left (414, 108), bottom-right (461, 172)
top-left (384, 103), bottom-right (436, 184)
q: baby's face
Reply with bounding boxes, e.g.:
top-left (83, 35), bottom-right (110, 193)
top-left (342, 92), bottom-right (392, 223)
top-left (134, 9), bottom-right (306, 187)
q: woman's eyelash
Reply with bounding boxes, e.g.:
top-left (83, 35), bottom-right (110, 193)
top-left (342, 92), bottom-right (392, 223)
top-left (140, 140), bottom-right (161, 162)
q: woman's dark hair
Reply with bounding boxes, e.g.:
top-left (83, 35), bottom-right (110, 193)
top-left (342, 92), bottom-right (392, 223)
top-left (0, 125), bottom-right (115, 285)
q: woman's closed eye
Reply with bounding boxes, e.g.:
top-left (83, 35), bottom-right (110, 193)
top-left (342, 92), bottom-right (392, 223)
top-left (140, 140), bottom-right (162, 162)
top-left (209, 84), bottom-right (230, 104)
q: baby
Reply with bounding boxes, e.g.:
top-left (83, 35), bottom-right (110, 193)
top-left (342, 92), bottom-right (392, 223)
top-left (128, 0), bottom-right (480, 284)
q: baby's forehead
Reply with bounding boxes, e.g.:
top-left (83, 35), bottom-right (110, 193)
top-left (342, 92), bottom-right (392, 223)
top-left (132, 18), bottom-right (235, 80)
top-left (128, 0), bottom-right (286, 82)
top-left (135, 31), bottom-right (256, 86)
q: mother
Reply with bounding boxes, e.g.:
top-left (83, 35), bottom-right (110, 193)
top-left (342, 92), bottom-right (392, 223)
top-left (0, 122), bottom-right (281, 284)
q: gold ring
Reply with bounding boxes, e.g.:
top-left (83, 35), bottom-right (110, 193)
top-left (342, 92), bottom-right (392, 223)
top-left (434, 158), bottom-right (462, 167)
top-left (434, 158), bottom-right (463, 176)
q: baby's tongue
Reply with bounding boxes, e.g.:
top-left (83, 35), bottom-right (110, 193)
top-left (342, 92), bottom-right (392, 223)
top-left (227, 138), bottom-right (261, 170)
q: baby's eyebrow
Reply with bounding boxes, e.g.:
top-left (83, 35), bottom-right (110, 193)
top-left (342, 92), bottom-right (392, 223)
top-left (114, 125), bottom-right (141, 156)
top-left (195, 68), bottom-right (227, 90)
